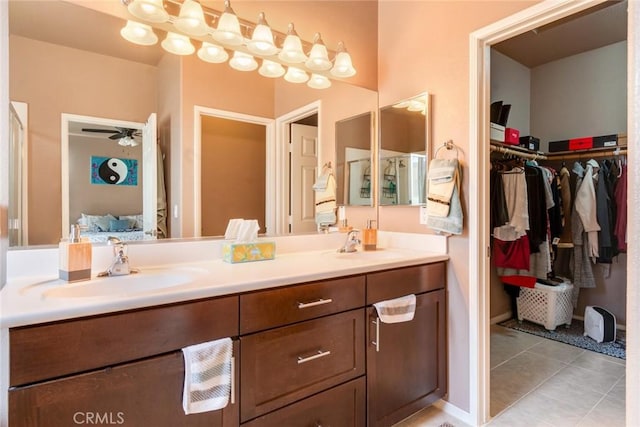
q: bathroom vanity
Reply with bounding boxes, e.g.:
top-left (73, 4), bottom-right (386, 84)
top-left (2, 234), bottom-right (448, 427)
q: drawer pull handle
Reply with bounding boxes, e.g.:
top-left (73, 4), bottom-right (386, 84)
top-left (297, 298), bottom-right (333, 309)
top-left (372, 318), bottom-right (380, 352)
top-left (297, 350), bottom-right (331, 364)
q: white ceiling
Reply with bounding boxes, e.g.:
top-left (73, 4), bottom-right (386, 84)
top-left (493, 1), bottom-right (627, 68)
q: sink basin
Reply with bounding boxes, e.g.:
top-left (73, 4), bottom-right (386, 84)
top-left (23, 266), bottom-right (208, 300)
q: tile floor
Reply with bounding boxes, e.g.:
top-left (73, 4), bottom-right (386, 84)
top-left (394, 324), bottom-right (626, 427)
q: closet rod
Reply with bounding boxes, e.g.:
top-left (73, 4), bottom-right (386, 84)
top-left (489, 143), bottom-right (547, 160)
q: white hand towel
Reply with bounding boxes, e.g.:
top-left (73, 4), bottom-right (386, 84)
top-left (373, 294), bottom-right (417, 324)
top-left (182, 337), bottom-right (233, 414)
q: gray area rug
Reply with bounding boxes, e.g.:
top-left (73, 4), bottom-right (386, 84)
top-left (499, 318), bottom-right (626, 360)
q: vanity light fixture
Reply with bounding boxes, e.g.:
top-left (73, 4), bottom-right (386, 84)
top-left (121, 0), bottom-right (357, 88)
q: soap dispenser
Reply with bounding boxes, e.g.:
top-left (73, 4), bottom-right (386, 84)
top-left (363, 219), bottom-right (377, 251)
top-left (59, 224), bottom-right (92, 282)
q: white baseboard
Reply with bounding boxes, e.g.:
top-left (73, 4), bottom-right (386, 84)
top-left (490, 311), bottom-right (512, 325)
top-left (433, 399), bottom-right (475, 426)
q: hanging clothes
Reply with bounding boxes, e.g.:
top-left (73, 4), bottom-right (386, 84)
top-left (557, 166), bottom-right (573, 245)
top-left (595, 160), bottom-right (615, 265)
top-left (574, 160), bottom-right (600, 261)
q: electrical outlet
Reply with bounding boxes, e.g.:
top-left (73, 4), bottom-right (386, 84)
top-left (419, 205), bottom-right (428, 225)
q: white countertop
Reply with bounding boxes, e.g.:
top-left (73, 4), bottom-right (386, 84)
top-left (1, 232), bottom-right (448, 328)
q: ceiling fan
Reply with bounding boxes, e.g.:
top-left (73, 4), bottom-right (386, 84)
top-left (81, 127), bottom-right (141, 146)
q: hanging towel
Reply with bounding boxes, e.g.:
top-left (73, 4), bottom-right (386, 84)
top-left (426, 158), bottom-right (463, 235)
top-left (314, 170), bottom-right (337, 226)
top-left (426, 160), bottom-right (458, 217)
top-left (373, 294), bottom-right (417, 324)
top-left (182, 337), bottom-right (233, 415)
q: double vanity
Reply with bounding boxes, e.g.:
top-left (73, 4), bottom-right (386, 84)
top-left (2, 232), bottom-right (448, 426)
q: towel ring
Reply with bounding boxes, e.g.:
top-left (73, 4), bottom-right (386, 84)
top-left (435, 140), bottom-right (459, 159)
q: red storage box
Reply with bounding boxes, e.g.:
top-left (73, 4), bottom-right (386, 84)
top-left (504, 128), bottom-right (520, 145)
top-left (569, 137), bottom-right (593, 150)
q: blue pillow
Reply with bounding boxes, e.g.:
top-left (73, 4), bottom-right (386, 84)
top-left (109, 219), bottom-right (130, 232)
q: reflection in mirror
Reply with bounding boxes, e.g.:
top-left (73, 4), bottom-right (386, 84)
top-left (335, 112), bottom-right (373, 206)
top-left (7, 0), bottom-right (378, 248)
top-left (379, 93), bottom-right (430, 206)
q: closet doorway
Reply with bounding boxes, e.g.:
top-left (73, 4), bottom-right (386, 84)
top-left (469, 1), bottom-right (637, 425)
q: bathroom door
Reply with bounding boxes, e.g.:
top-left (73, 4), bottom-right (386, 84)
top-left (290, 123), bottom-right (318, 233)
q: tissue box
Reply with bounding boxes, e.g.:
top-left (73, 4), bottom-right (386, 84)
top-left (222, 241), bottom-right (276, 263)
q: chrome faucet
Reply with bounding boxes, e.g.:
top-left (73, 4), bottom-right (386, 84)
top-left (338, 229), bottom-right (361, 253)
top-left (99, 237), bottom-right (137, 276)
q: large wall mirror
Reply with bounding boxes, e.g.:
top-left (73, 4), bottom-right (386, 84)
top-left (379, 93), bottom-right (430, 206)
top-left (7, 0), bottom-right (378, 248)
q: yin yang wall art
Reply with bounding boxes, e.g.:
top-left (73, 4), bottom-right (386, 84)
top-left (90, 156), bottom-right (138, 186)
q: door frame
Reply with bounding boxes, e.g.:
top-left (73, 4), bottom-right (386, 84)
top-left (193, 106), bottom-right (275, 236)
top-left (60, 113), bottom-right (146, 239)
top-left (274, 101), bottom-right (321, 235)
top-left (467, 0), bottom-right (637, 424)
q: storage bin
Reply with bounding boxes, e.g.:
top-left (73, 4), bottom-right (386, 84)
top-left (516, 281), bottom-right (574, 331)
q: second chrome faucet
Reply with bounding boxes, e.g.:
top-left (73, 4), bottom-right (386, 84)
top-left (338, 229), bottom-right (361, 253)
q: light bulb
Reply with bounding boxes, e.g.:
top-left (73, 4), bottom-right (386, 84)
top-left (305, 33), bottom-right (332, 71)
top-left (127, 0), bottom-right (169, 23)
top-left (278, 23), bottom-right (307, 64)
top-left (284, 66), bottom-right (309, 84)
top-left (161, 32), bottom-right (195, 55)
top-left (247, 12), bottom-right (278, 56)
top-left (175, 0), bottom-right (208, 36)
top-left (197, 42), bottom-right (229, 63)
top-left (330, 42), bottom-right (356, 78)
top-left (120, 21), bottom-right (158, 46)
top-left (229, 51), bottom-right (258, 71)
top-left (307, 74), bottom-right (331, 89)
top-left (213, 0), bottom-right (243, 46)
top-left (259, 60), bottom-right (285, 78)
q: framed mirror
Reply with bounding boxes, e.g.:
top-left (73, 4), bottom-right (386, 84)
top-left (335, 111), bottom-right (374, 206)
top-left (7, 0), bottom-right (378, 247)
top-left (379, 93), bottom-right (430, 206)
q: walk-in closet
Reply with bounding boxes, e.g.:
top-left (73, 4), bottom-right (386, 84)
top-left (487, 2), bottom-right (628, 425)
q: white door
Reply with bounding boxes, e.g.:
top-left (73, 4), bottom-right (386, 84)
top-left (289, 123), bottom-right (318, 233)
top-left (142, 113), bottom-right (157, 239)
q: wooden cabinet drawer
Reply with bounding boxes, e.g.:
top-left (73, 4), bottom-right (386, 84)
top-left (366, 262), bottom-right (445, 304)
top-left (240, 275), bottom-right (365, 334)
top-left (242, 377), bottom-right (366, 427)
top-left (240, 309), bottom-right (365, 422)
top-left (10, 295), bottom-right (239, 387)
top-left (9, 342), bottom-right (240, 427)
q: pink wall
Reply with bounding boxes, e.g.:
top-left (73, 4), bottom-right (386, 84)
top-left (9, 35), bottom-right (157, 245)
top-left (377, 0), bottom-right (539, 412)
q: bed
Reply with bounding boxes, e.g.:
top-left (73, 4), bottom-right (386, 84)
top-left (78, 213), bottom-right (146, 243)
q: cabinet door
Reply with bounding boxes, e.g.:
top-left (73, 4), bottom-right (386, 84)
top-left (9, 342), bottom-right (240, 427)
top-left (367, 290), bottom-right (446, 427)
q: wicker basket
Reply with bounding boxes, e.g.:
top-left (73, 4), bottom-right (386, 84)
top-left (517, 282), bottom-right (574, 331)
